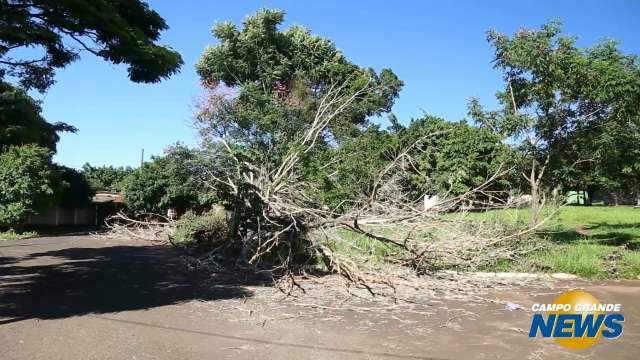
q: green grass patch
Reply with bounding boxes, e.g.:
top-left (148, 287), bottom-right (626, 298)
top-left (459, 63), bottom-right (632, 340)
top-left (471, 206), bottom-right (640, 279)
top-left (328, 229), bottom-right (403, 266)
top-left (326, 206), bottom-right (639, 279)
top-left (0, 229), bottom-right (38, 241)
top-left (619, 251), bottom-right (640, 279)
top-left (527, 244), bottom-right (612, 279)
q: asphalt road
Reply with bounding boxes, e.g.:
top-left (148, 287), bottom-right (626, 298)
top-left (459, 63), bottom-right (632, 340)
top-left (1, 235), bottom-right (638, 359)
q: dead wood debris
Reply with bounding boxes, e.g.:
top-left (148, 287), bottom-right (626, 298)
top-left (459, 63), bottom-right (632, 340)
top-left (95, 212), bottom-right (175, 243)
top-left (97, 77), bottom-right (561, 303)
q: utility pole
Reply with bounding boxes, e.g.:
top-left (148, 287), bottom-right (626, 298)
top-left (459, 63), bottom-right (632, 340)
top-left (140, 148), bottom-right (144, 170)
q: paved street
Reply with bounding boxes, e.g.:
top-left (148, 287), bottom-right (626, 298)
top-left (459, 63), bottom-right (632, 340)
top-left (1, 235), bottom-right (638, 359)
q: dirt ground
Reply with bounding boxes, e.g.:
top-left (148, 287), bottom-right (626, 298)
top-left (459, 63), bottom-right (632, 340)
top-left (1, 235), bottom-right (638, 360)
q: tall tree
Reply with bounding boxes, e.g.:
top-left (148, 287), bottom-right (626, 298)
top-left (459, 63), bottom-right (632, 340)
top-left (122, 145), bottom-right (215, 214)
top-left (1, 81), bottom-right (93, 226)
top-left (0, 80), bottom-right (75, 152)
top-left (581, 119), bottom-right (640, 205)
top-left (194, 9), bottom-right (402, 245)
top-left (300, 124), bottom-right (399, 210)
top-left (0, 144), bottom-right (55, 226)
top-left (54, 165), bottom-right (94, 208)
top-left (400, 116), bottom-right (518, 200)
top-left (81, 163), bottom-right (133, 192)
top-left (0, 0), bottom-right (182, 92)
top-left (480, 21), bottom-right (640, 223)
top-left (195, 8), bottom-right (402, 156)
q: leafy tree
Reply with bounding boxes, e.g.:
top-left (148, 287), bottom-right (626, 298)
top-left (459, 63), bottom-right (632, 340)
top-left (0, 144), bottom-right (55, 225)
top-left (54, 165), bottom-right (94, 208)
top-left (301, 125), bottom-right (399, 209)
top-left (400, 116), bottom-right (517, 199)
top-left (0, 80), bottom-right (75, 152)
top-left (195, 9), bottom-right (402, 158)
top-left (122, 145), bottom-right (215, 214)
top-left (0, 151), bottom-right (95, 226)
top-left (578, 119), bottom-right (640, 205)
top-left (194, 9), bottom-right (403, 218)
top-left (0, 0), bottom-right (183, 92)
top-left (298, 117), bottom-right (517, 210)
top-left (193, 9), bottom-right (403, 247)
top-left (1, 0), bottom-right (184, 225)
top-left (81, 163), bottom-right (133, 192)
top-left (479, 21), bottom-right (640, 222)
top-left (1, 82), bottom-right (84, 225)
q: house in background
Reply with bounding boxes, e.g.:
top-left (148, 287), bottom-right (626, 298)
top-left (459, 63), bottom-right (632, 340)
top-left (24, 192), bottom-right (124, 227)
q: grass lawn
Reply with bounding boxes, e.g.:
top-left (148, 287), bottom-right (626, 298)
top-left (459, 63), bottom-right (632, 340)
top-left (0, 229), bottom-right (38, 241)
top-left (472, 206), bottom-right (640, 279)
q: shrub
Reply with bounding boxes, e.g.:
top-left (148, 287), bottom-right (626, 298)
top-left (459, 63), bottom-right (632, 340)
top-left (0, 229), bottom-right (38, 241)
top-left (173, 207), bottom-right (228, 250)
top-left (0, 145), bottom-right (56, 226)
top-left (54, 165), bottom-right (94, 207)
top-left (122, 145), bottom-right (216, 214)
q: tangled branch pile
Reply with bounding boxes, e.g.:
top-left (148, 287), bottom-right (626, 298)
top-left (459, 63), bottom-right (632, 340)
top-left (100, 212), bottom-right (175, 243)
top-left (185, 78), bottom-right (544, 286)
top-left (101, 11), bottom-right (555, 290)
top-left (100, 77), bottom-right (547, 293)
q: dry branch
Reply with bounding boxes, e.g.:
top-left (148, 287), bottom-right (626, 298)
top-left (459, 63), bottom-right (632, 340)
top-left (190, 76), bottom-right (552, 292)
top-left (98, 212), bottom-right (175, 243)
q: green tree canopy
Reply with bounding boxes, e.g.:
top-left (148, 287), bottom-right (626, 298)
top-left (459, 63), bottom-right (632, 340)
top-left (195, 9), bottom-right (402, 153)
top-left (0, 144), bottom-right (55, 225)
top-left (54, 165), bottom-right (94, 208)
top-left (81, 163), bottom-right (133, 192)
top-left (122, 145), bottom-right (215, 214)
top-left (0, 80), bottom-right (75, 152)
top-left (298, 116), bottom-right (518, 210)
top-left (300, 124), bottom-right (399, 209)
top-left (0, 0), bottom-right (183, 92)
top-left (473, 21), bottom-right (640, 220)
top-left (487, 21), bottom-right (640, 168)
top-left (399, 116), bottom-right (518, 198)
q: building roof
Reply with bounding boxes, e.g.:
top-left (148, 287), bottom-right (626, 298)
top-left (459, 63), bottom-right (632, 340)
top-left (92, 192), bottom-right (124, 204)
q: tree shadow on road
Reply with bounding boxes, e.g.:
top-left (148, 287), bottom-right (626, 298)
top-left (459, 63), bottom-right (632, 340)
top-left (0, 244), bottom-right (257, 324)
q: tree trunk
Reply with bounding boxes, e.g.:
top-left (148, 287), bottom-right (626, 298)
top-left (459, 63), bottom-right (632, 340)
top-left (529, 158), bottom-right (540, 227)
top-left (228, 192), bottom-right (243, 245)
top-left (525, 154), bottom-right (549, 228)
top-left (530, 180), bottom-right (539, 227)
top-left (586, 188), bottom-right (594, 206)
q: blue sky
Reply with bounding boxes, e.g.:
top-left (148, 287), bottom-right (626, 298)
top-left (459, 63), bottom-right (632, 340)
top-left (38, 0), bottom-right (640, 168)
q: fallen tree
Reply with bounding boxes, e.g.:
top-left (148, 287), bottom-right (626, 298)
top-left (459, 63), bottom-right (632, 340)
top-left (101, 10), bottom-right (558, 295)
top-left (98, 74), bottom-right (556, 301)
top-left (188, 77), bottom-right (554, 293)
